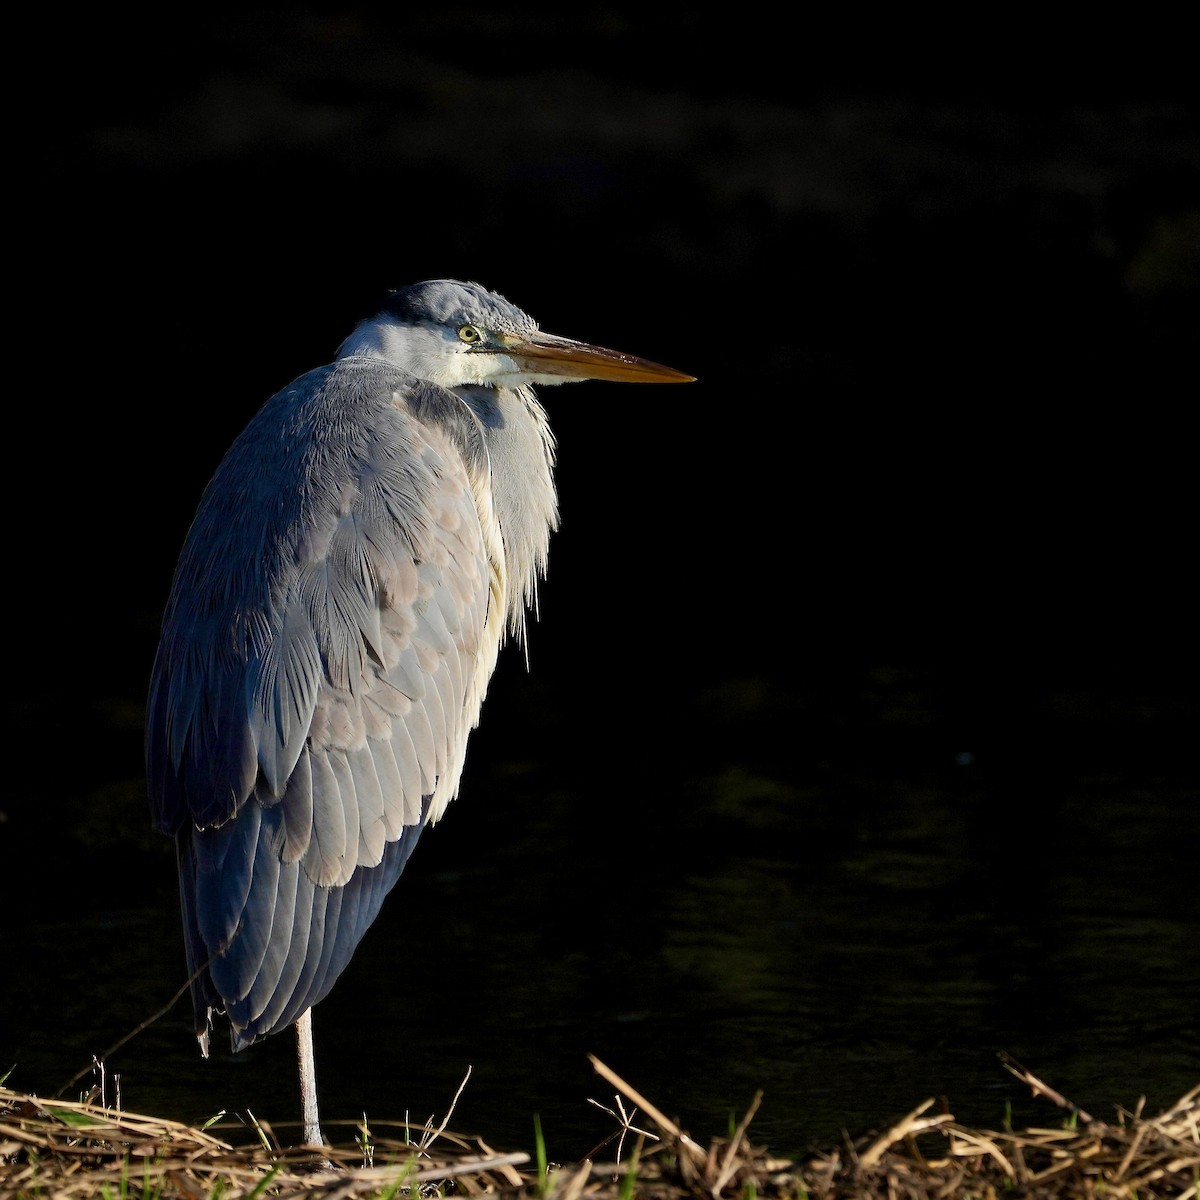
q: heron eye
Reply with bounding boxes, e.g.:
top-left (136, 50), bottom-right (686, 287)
top-left (457, 324), bottom-right (483, 344)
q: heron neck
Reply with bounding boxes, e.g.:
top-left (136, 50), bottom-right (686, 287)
top-left (455, 384), bottom-right (559, 643)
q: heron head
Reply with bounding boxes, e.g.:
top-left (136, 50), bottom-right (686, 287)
top-left (337, 279), bottom-right (695, 390)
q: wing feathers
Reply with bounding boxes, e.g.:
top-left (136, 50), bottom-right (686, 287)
top-left (154, 360), bottom-right (506, 1048)
top-left (347, 746), bottom-right (387, 866)
top-left (278, 751), bottom-right (314, 862)
top-left (306, 750), bottom-right (349, 886)
top-left (208, 813), bottom-right (280, 1005)
top-left (249, 862), bottom-right (313, 1033)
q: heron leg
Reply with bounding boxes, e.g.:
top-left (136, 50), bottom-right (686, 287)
top-left (296, 1008), bottom-right (325, 1150)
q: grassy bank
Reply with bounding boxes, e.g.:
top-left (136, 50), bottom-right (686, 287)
top-left (2, 1058), bottom-right (1196, 1198)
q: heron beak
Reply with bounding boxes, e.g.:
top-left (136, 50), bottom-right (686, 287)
top-left (502, 331), bottom-right (695, 383)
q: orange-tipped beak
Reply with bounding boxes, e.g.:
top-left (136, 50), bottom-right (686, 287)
top-left (500, 331), bottom-right (695, 383)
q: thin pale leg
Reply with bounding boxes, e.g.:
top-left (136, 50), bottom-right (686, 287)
top-left (296, 1008), bottom-right (324, 1148)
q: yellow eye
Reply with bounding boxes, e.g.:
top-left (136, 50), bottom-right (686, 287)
top-left (457, 324), bottom-right (483, 344)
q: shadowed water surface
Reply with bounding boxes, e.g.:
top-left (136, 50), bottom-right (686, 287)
top-left (2, 666), bottom-right (1195, 1160)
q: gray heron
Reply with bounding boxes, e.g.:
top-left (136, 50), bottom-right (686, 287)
top-left (146, 279), bottom-right (693, 1147)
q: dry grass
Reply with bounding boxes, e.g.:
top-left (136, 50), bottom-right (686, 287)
top-left (2, 1057), bottom-right (1196, 1199)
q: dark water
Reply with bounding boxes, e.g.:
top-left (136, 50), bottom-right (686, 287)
top-left (6, 1), bottom-right (1198, 1168)
top-left (2, 662), bottom-right (1196, 1160)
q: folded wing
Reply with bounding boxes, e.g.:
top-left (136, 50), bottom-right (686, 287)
top-left (147, 358), bottom-right (505, 1047)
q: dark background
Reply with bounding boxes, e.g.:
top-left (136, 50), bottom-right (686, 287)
top-left (4, 3), bottom-right (1197, 1161)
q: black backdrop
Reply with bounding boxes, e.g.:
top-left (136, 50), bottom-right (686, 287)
top-left (21, 9), bottom-right (1197, 691)
top-left (5, 3), bottom-right (1197, 1150)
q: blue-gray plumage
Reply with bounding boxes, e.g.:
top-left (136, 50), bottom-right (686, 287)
top-left (146, 279), bottom-right (692, 1146)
